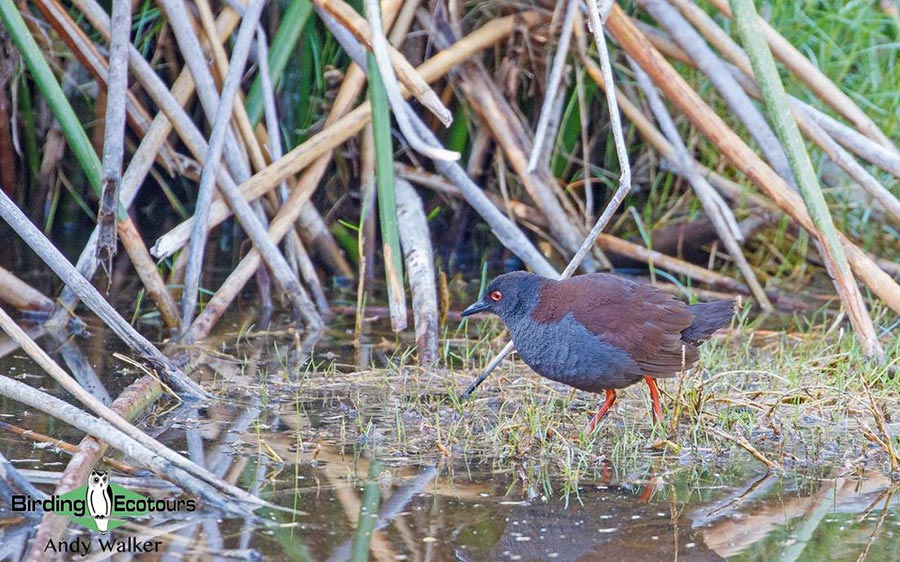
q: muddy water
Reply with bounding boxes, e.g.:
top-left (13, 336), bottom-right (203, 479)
top-left (0, 313), bottom-right (897, 561)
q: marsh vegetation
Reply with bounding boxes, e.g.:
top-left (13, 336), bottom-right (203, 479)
top-left (0, 0), bottom-right (897, 559)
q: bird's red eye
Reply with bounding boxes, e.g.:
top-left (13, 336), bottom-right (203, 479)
top-left (490, 290), bottom-right (503, 302)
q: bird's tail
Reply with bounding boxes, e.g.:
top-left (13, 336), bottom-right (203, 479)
top-left (682, 300), bottom-right (735, 344)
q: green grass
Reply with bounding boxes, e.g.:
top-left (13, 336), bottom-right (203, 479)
top-left (207, 301), bottom-right (898, 497)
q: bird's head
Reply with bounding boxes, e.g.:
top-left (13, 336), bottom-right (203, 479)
top-left (461, 271), bottom-right (545, 325)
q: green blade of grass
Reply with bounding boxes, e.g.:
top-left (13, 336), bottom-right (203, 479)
top-left (0, 0), bottom-right (101, 192)
top-left (367, 52), bottom-right (406, 330)
top-left (244, 0), bottom-right (313, 127)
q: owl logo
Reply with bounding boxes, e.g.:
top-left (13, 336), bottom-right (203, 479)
top-left (86, 470), bottom-right (113, 534)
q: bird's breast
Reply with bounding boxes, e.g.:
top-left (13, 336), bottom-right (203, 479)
top-left (507, 313), bottom-right (643, 391)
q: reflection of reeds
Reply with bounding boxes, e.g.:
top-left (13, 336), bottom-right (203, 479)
top-left (699, 470), bottom-right (899, 560)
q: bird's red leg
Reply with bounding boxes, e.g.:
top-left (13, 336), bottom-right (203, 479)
top-left (587, 389), bottom-right (617, 433)
top-left (643, 376), bottom-right (663, 423)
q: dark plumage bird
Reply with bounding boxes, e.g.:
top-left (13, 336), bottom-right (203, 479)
top-left (461, 271), bottom-right (734, 432)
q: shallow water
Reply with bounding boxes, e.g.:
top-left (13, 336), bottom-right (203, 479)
top-left (0, 312), bottom-right (897, 561)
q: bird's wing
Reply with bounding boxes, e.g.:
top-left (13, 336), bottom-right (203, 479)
top-left (533, 274), bottom-right (698, 376)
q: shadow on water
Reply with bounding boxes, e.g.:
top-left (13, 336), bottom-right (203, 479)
top-left (0, 311), bottom-right (897, 561)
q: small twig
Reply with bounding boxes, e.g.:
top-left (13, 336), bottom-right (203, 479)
top-left (0, 420), bottom-right (143, 475)
top-left (527, 0), bottom-right (577, 172)
top-left (856, 485), bottom-right (897, 562)
top-left (708, 426), bottom-right (778, 469)
top-left (860, 377), bottom-right (899, 473)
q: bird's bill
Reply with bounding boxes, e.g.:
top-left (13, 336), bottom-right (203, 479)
top-left (461, 301), bottom-right (490, 317)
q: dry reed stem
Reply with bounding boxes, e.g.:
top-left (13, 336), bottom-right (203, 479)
top-left (0, 305), bottom-right (261, 509)
top-left (116, 218), bottom-right (182, 328)
top-left (199, 0), bottom-right (331, 310)
top-left (639, 0), bottom-right (794, 185)
top-left (48, 10), bottom-right (240, 327)
top-left (165, 0), bottom-right (258, 326)
top-left (527, 0), bottom-right (578, 172)
top-left (173, 0), bottom-right (321, 331)
top-left (576, 50), bottom-right (778, 216)
top-left (425, 15), bottom-right (605, 272)
top-left (594, 233), bottom-right (747, 291)
top-left (799, 118), bottom-right (900, 227)
top-left (95, 0), bottom-right (131, 276)
top-left (631, 31), bottom-right (900, 287)
top-left (638, 15), bottom-right (900, 181)
top-left (256, 28), bottom-right (330, 313)
top-left (605, 5), bottom-right (900, 317)
top-left (0, 188), bottom-right (205, 396)
top-left (628, 59), bottom-right (772, 309)
top-left (0, 372), bottom-right (256, 516)
top-left (30, 0), bottom-right (182, 329)
top-left (0, 266), bottom-right (53, 311)
top-left (807, 110), bottom-right (900, 178)
top-left (708, 426), bottom-right (778, 469)
top-left (363, 0), bottom-right (458, 161)
top-left (66, 0), bottom-right (248, 317)
top-left (660, 1), bottom-right (900, 225)
top-left (356, 125), bottom-right (377, 339)
top-left (0, 420), bottom-right (142, 474)
top-left (194, 0), bottom-right (267, 175)
top-left (395, 179), bottom-right (439, 366)
top-left (855, 485), bottom-right (897, 562)
top-left (33, 0), bottom-right (177, 172)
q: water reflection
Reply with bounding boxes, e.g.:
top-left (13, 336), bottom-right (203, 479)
top-left (7, 427), bottom-right (896, 562)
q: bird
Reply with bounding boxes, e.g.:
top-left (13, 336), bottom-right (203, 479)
top-left (461, 271), bottom-right (734, 432)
